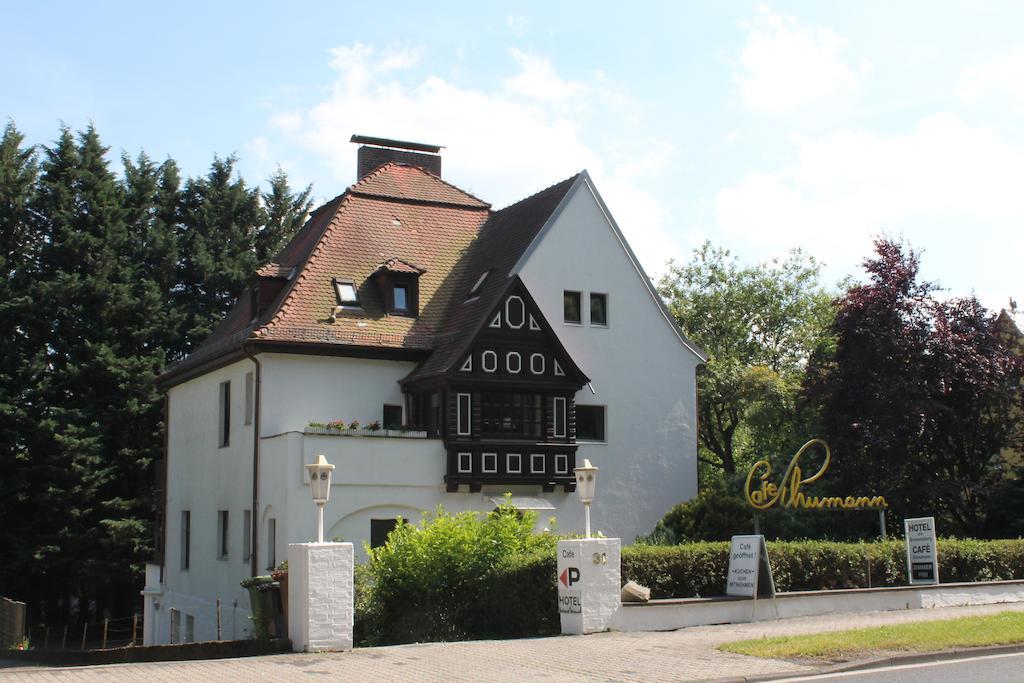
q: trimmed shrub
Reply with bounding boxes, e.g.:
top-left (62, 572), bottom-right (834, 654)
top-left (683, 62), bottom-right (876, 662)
top-left (357, 503), bottom-right (556, 645)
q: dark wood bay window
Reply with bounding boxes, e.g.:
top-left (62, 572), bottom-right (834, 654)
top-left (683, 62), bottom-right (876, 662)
top-left (481, 392), bottom-right (543, 438)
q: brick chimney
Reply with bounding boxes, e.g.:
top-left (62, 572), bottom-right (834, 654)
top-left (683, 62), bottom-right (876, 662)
top-left (351, 135), bottom-right (443, 179)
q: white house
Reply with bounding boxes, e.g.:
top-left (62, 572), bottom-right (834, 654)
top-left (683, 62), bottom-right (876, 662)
top-left (143, 135), bottom-right (705, 645)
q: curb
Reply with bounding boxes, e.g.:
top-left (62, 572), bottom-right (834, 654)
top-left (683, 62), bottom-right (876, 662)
top-left (710, 642), bottom-right (1024, 682)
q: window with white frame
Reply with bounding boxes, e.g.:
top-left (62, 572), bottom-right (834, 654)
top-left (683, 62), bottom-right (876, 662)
top-left (506, 453), bottom-right (522, 473)
top-left (458, 452), bottom-right (472, 473)
top-left (332, 278), bottom-right (359, 307)
top-left (530, 353), bottom-right (545, 375)
top-left (482, 452), bottom-right (498, 473)
top-left (555, 453), bottom-right (568, 474)
top-left (506, 351), bottom-right (521, 374)
top-left (590, 292), bottom-right (608, 326)
top-left (531, 453), bottom-right (546, 473)
top-left (553, 397), bottom-right (567, 438)
top-left (481, 350), bottom-right (498, 373)
top-left (457, 393), bottom-right (471, 435)
top-left (505, 296), bottom-right (525, 328)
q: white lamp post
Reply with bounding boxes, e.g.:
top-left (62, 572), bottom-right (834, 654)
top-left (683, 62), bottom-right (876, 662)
top-left (574, 459), bottom-right (599, 538)
top-left (305, 454), bottom-right (335, 543)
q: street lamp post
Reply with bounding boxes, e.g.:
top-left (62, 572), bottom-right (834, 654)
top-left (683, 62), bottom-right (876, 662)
top-left (304, 454), bottom-right (335, 543)
top-left (573, 459), bottom-right (599, 538)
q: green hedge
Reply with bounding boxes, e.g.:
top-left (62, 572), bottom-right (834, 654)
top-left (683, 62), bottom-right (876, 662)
top-left (355, 536), bottom-right (1024, 644)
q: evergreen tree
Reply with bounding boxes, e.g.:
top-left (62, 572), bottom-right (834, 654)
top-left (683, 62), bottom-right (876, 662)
top-left (0, 122), bottom-right (42, 608)
top-left (177, 156), bottom-right (266, 353)
top-left (258, 167), bottom-right (312, 263)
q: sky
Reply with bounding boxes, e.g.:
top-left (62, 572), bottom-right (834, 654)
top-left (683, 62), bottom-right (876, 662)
top-left (3, 1), bottom-right (1022, 314)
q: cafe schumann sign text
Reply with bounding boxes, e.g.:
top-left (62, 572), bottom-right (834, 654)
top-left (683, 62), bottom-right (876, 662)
top-left (745, 439), bottom-right (888, 511)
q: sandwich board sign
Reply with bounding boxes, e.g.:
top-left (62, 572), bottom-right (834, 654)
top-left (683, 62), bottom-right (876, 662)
top-left (904, 516), bottom-right (939, 585)
top-left (726, 535), bottom-right (777, 618)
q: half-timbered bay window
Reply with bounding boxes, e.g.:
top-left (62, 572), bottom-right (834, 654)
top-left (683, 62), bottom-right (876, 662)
top-left (480, 392), bottom-right (543, 438)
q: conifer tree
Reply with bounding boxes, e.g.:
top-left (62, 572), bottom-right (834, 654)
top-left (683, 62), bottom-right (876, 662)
top-left (258, 167), bottom-right (313, 263)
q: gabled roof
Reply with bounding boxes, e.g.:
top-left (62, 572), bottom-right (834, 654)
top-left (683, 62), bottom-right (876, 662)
top-left (401, 174), bottom-right (580, 383)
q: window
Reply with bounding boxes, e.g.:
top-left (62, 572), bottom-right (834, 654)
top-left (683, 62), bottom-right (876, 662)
top-left (170, 609), bottom-right (180, 644)
top-left (244, 372), bottom-right (254, 426)
top-left (184, 614), bottom-right (194, 643)
top-left (180, 510), bottom-right (191, 570)
top-left (217, 510), bottom-right (229, 559)
top-left (482, 452), bottom-right (497, 473)
top-left (531, 453), bottom-right (546, 474)
top-left (457, 393), bottom-right (471, 435)
top-left (590, 293), bottom-right (608, 326)
top-left (383, 404), bottom-right (403, 429)
top-left (563, 290), bottom-right (582, 324)
top-left (480, 392), bottom-right (543, 438)
top-left (530, 353), bottom-right (545, 375)
top-left (393, 284), bottom-right (409, 312)
top-left (333, 278), bottom-right (359, 306)
top-left (506, 351), bottom-right (522, 374)
top-left (505, 296), bottom-right (525, 328)
top-left (266, 518), bottom-right (277, 570)
top-left (576, 405), bottom-right (606, 441)
top-left (553, 397), bottom-right (567, 438)
top-left (481, 350), bottom-right (498, 373)
top-left (458, 452), bottom-right (472, 473)
top-left (555, 453), bottom-right (568, 474)
top-left (506, 453), bottom-right (522, 473)
top-left (242, 510), bottom-right (252, 562)
top-left (467, 270), bottom-right (490, 299)
top-left (370, 518), bottom-right (399, 549)
top-left (219, 381), bottom-right (230, 448)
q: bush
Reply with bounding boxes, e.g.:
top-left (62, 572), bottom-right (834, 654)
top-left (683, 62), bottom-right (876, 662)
top-left (358, 503), bottom-right (556, 644)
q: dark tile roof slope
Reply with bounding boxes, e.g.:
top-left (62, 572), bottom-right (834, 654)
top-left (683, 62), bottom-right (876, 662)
top-left (402, 173), bottom-right (579, 384)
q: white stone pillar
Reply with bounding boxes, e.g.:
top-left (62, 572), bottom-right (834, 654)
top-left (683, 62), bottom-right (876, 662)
top-left (557, 538), bottom-right (621, 635)
top-left (140, 562), bottom-right (164, 646)
top-left (287, 542), bottom-right (354, 652)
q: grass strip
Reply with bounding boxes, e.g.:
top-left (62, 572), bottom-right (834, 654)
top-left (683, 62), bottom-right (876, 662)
top-left (719, 611), bottom-right (1024, 660)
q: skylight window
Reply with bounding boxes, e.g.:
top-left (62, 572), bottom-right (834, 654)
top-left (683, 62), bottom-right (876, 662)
top-left (467, 270), bottom-right (491, 299)
top-left (333, 279), bottom-right (360, 307)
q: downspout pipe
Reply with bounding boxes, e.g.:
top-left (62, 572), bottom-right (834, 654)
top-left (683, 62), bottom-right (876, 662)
top-left (243, 343), bottom-right (262, 578)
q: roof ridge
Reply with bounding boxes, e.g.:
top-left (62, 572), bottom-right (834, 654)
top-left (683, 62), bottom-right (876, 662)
top-left (350, 161), bottom-right (491, 208)
top-left (492, 172), bottom-right (581, 214)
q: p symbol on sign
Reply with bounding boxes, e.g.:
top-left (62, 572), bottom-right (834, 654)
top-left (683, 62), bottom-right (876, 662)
top-left (560, 567), bottom-right (581, 587)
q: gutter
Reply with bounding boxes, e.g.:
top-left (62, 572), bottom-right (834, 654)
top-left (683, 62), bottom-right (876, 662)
top-left (242, 343), bottom-right (262, 577)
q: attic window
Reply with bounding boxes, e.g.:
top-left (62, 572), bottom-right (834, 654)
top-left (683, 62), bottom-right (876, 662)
top-left (467, 270), bottom-right (491, 300)
top-left (333, 279), bottom-right (360, 307)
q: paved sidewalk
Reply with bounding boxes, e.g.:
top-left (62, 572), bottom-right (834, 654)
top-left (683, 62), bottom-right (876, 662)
top-left (3, 602), bottom-right (1024, 682)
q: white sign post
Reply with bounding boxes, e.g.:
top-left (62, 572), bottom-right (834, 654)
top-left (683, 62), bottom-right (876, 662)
top-left (727, 535), bottom-right (777, 619)
top-left (904, 516), bottom-right (939, 585)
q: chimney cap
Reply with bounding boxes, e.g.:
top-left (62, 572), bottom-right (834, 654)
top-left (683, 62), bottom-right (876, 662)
top-left (350, 134), bottom-right (443, 154)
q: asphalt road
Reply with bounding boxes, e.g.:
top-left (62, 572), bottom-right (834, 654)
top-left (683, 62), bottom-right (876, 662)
top-left (773, 651), bottom-right (1024, 682)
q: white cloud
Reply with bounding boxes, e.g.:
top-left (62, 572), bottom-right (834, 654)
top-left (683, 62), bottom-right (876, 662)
top-left (957, 46), bottom-right (1024, 104)
top-left (714, 113), bottom-right (1024, 308)
top-left (259, 43), bottom-right (682, 274)
top-left (735, 7), bottom-right (862, 113)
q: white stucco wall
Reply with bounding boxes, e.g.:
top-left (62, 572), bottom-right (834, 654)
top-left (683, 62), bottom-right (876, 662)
top-left (516, 177), bottom-right (701, 542)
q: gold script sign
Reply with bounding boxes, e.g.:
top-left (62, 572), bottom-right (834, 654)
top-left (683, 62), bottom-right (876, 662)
top-left (745, 439), bottom-right (888, 510)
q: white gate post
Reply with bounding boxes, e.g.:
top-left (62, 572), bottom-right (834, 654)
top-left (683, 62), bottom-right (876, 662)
top-left (287, 542), bottom-right (354, 652)
top-left (557, 538), bottom-right (621, 634)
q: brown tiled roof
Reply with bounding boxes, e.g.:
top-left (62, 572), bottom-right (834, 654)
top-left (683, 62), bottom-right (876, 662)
top-left (373, 257), bottom-right (426, 275)
top-left (352, 162), bottom-right (490, 208)
top-left (158, 164), bottom-right (578, 387)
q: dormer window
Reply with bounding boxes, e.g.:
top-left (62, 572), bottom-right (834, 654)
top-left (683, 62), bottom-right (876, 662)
top-left (370, 257), bottom-right (425, 318)
top-left (333, 279), bottom-right (360, 307)
top-left (394, 284), bottom-right (409, 313)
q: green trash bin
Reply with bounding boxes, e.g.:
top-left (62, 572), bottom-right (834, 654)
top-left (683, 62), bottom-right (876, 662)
top-left (240, 575), bottom-right (277, 639)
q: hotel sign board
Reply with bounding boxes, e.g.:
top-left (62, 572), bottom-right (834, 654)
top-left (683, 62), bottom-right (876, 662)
top-left (904, 516), bottom-right (939, 585)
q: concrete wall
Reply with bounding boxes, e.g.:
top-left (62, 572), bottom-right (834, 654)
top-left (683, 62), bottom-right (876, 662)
top-left (517, 177), bottom-right (701, 542)
top-left (615, 580), bottom-right (1024, 632)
